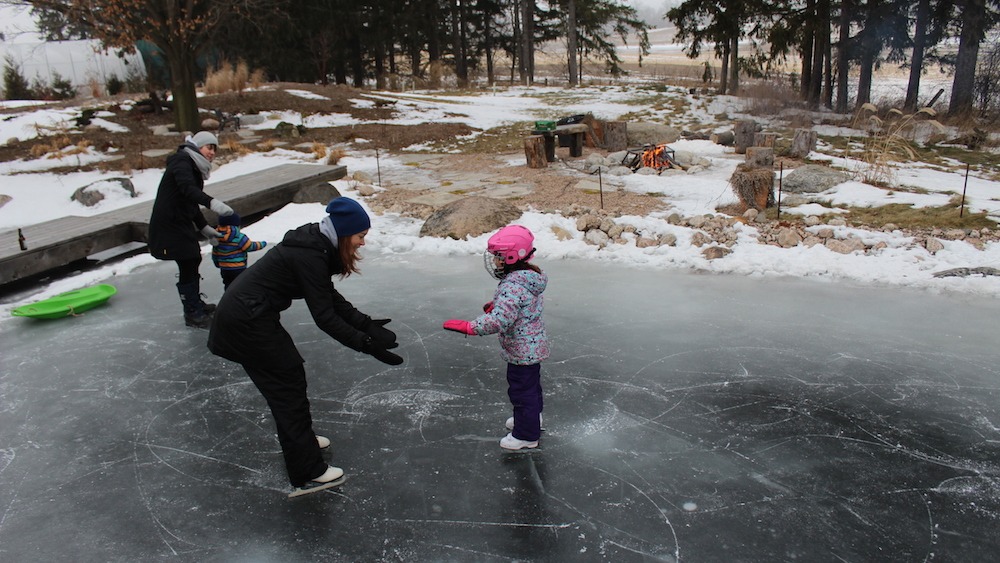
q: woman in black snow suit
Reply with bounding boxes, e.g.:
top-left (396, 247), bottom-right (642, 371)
top-left (148, 130), bottom-right (235, 328)
top-left (207, 197), bottom-right (403, 497)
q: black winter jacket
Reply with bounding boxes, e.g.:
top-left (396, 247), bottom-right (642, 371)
top-left (207, 223), bottom-right (374, 369)
top-left (148, 145), bottom-right (214, 261)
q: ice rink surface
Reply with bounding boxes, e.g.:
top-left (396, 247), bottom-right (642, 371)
top-left (2, 254), bottom-right (999, 561)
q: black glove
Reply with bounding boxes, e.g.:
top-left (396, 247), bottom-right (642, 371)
top-left (366, 318), bottom-right (398, 349)
top-left (361, 336), bottom-right (404, 366)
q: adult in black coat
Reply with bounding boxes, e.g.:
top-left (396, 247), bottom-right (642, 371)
top-left (148, 131), bottom-right (235, 328)
top-left (207, 197), bottom-right (403, 497)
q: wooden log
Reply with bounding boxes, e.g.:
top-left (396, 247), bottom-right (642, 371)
top-left (734, 119), bottom-right (757, 154)
top-left (790, 128), bottom-right (818, 158)
top-left (745, 146), bottom-right (774, 167)
top-left (524, 135), bottom-right (547, 168)
top-left (604, 121), bottom-right (628, 152)
top-left (753, 132), bottom-right (777, 148)
top-left (711, 130), bottom-right (735, 146)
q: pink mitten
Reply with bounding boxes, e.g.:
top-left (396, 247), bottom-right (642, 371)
top-left (443, 319), bottom-right (476, 335)
top-left (483, 301), bottom-right (494, 313)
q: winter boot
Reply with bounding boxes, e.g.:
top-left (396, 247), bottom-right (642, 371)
top-left (177, 281), bottom-right (212, 329)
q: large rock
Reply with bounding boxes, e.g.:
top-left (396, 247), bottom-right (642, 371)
top-left (783, 165), bottom-right (851, 194)
top-left (626, 122), bottom-right (681, 146)
top-left (71, 178), bottom-right (136, 207)
top-left (419, 196), bottom-right (522, 239)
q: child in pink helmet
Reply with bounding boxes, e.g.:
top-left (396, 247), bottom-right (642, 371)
top-left (443, 225), bottom-right (550, 450)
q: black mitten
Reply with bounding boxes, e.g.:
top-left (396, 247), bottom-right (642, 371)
top-left (361, 336), bottom-right (404, 365)
top-left (366, 318), bottom-right (398, 349)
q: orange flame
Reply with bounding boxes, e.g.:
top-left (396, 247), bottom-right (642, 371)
top-left (641, 144), bottom-right (675, 170)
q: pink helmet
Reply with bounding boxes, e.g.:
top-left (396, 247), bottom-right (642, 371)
top-left (487, 225), bottom-right (535, 264)
top-left (485, 225), bottom-right (535, 279)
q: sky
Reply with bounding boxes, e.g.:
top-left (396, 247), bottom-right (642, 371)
top-left (1, 77), bottom-right (999, 321)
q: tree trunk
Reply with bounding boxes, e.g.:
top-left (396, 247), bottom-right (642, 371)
top-left (728, 37), bottom-right (740, 94)
top-left (567, 0), bottom-right (578, 86)
top-left (485, 14), bottom-right (495, 86)
top-left (856, 38), bottom-right (876, 108)
top-left (524, 135), bottom-right (547, 168)
top-left (802, 0), bottom-right (815, 97)
top-left (167, 45), bottom-right (200, 133)
top-left (835, 0), bottom-right (851, 113)
top-left (904, 0), bottom-right (930, 111)
top-left (949, 0), bottom-right (987, 117)
top-left (719, 41), bottom-right (730, 94)
top-left (520, 0), bottom-right (534, 85)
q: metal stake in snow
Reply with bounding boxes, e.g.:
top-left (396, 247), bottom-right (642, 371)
top-left (777, 161), bottom-right (783, 219)
top-left (375, 148), bottom-right (382, 187)
top-left (960, 163), bottom-right (969, 218)
top-left (598, 168), bottom-right (604, 209)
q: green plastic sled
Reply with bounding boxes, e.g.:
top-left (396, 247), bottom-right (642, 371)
top-left (11, 284), bottom-right (118, 319)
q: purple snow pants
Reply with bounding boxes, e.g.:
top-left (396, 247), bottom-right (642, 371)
top-left (507, 362), bottom-right (543, 441)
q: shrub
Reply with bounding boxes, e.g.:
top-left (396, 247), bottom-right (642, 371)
top-left (106, 74), bottom-right (125, 95)
top-left (3, 56), bottom-right (33, 100)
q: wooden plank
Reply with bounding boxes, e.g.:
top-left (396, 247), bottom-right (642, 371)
top-left (0, 163), bottom-right (347, 286)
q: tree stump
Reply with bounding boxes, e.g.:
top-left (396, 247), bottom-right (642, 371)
top-left (710, 130), bottom-right (735, 146)
top-left (524, 135), bottom-right (547, 168)
top-left (729, 163), bottom-right (775, 211)
top-left (604, 121), bottom-right (628, 151)
top-left (745, 146), bottom-right (774, 167)
top-left (790, 129), bottom-right (818, 158)
top-left (734, 119), bottom-right (757, 154)
top-left (753, 132), bottom-right (777, 148)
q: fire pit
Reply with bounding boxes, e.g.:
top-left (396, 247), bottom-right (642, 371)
top-left (622, 144), bottom-right (678, 173)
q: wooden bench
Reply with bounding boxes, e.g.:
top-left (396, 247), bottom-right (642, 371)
top-left (0, 163), bottom-right (346, 286)
top-left (530, 123), bottom-right (589, 162)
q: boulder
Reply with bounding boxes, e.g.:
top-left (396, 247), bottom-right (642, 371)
top-left (293, 181), bottom-right (341, 204)
top-left (626, 122), bottom-right (681, 146)
top-left (782, 165), bottom-right (851, 194)
top-left (419, 196), bottom-right (522, 239)
top-left (71, 178), bottom-right (137, 207)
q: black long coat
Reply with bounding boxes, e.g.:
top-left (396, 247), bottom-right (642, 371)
top-left (207, 223), bottom-right (373, 370)
top-left (148, 144), bottom-right (214, 261)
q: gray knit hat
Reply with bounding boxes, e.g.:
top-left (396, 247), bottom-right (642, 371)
top-left (191, 131), bottom-right (219, 148)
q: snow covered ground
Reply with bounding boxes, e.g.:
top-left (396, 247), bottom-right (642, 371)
top-left (1, 80), bottom-right (999, 319)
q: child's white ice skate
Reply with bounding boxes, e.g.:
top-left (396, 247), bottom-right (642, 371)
top-left (288, 465), bottom-right (345, 498)
top-left (500, 432), bottom-right (538, 450)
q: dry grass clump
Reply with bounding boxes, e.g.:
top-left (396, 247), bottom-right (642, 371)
top-left (205, 60), bottom-right (259, 95)
top-left (30, 136), bottom-right (77, 158)
top-left (311, 142), bottom-right (327, 160)
top-left (223, 139), bottom-right (252, 156)
top-left (256, 139), bottom-right (276, 152)
top-left (327, 148), bottom-right (346, 165)
top-left (850, 103), bottom-right (944, 186)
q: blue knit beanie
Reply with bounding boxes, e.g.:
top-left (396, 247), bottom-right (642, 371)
top-left (326, 197), bottom-right (370, 237)
top-left (219, 212), bottom-right (241, 227)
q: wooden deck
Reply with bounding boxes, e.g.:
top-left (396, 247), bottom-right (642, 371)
top-left (0, 163), bottom-right (346, 286)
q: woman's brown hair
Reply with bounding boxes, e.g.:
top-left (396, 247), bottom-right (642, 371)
top-left (338, 236), bottom-right (363, 278)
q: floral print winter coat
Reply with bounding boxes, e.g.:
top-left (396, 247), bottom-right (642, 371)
top-left (470, 269), bottom-right (549, 365)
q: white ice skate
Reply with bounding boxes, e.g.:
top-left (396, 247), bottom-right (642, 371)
top-left (288, 465), bottom-right (346, 498)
